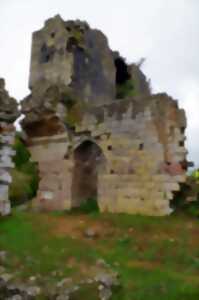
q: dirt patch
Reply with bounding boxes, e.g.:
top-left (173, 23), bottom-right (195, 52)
top-left (40, 213), bottom-right (115, 240)
top-left (35, 212), bottom-right (199, 252)
top-left (127, 260), bottom-right (161, 270)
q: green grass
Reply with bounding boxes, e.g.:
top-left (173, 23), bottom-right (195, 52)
top-left (0, 211), bottom-right (97, 279)
top-left (0, 211), bottom-right (199, 299)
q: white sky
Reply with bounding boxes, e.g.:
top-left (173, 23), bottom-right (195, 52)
top-left (0, 0), bottom-right (198, 166)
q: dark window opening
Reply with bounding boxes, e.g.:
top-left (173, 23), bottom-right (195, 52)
top-left (64, 154), bottom-right (69, 160)
top-left (180, 160), bottom-right (188, 171)
top-left (66, 37), bottom-right (78, 52)
top-left (114, 57), bottom-right (131, 85)
top-left (40, 43), bottom-right (55, 63)
top-left (114, 56), bottom-right (134, 99)
top-left (110, 169), bottom-right (115, 174)
top-left (166, 161), bottom-right (171, 165)
top-left (66, 26), bottom-right (71, 32)
top-left (107, 145), bottom-right (112, 151)
top-left (179, 141), bottom-right (185, 147)
top-left (139, 143), bottom-right (144, 150)
top-left (180, 127), bottom-right (185, 134)
top-left (71, 140), bottom-right (106, 208)
top-left (51, 32), bottom-right (55, 38)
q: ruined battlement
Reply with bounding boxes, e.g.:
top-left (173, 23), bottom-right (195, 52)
top-left (29, 15), bottom-right (116, 105)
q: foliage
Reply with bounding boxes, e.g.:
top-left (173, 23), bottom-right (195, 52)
top-left (64, 100), bottom-right (89, 128)
top-left (116, 79), bottom-right (135, 99)
top-left (190, 169), bottom-right (199, 183)
top-left (65, 102), bottom-right (83, 127)
top-left (9, 170), bottom-right (34, 206)
top-left (9, 134), bottom-right (39, 206)
top-left (12, 134), bottom-right (30, 168)
top-left (172, 170), bottom-right (199, 217)
top-left (73, 30), bottom-right (84, 44)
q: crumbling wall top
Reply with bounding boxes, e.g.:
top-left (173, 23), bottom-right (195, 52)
top-left (29, 15), bottom-right (116, 106)
top-left (0, 78), bottom-right (19, 123)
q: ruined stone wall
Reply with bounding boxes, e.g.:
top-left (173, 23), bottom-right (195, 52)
top-left (74, 95), bottom-right (187, 215)
top-left (129, 64), bottom-right (151, 96)
top-left (21, 16), bottom-right (189, 216)
top-left (26, 93), bottom-right (187, 216)
top-left (26, 133), bottom-right (71, 211)
top-left (0, 79), bottom-right (19, 216)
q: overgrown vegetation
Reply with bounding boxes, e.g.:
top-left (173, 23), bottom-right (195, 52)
top-left (116, 79), bottom-right (135, 99)
top-left (172, 169), bottom-right (199, 218)
top-left (65, 102), bottom-right (84, 128)
top-left (9, 133), bottom-right (39, 206)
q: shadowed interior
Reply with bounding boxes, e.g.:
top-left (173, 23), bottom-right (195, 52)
top-left (71, 140), bottom-right (105, 207)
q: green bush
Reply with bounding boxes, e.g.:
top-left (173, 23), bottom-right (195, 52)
top-left (9, 170), bottom-right (33, 205)
top-left (116, 79), bottom-right (135, 99)
top-left (172, 171), bottom-right (199, 217)
top-left (12, 134), bottom-right (31, 168)
top-left (9, 134), bottom-right (39, 206)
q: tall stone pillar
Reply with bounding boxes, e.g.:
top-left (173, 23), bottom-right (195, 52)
top-left (0, 78), bottom-right (19, 216)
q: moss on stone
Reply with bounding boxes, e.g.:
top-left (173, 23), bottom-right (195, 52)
top-left (73, 30), bottom-right (84, 44)
top-left (65, 102), bottom-right (84, 127)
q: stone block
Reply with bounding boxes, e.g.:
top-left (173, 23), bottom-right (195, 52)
top-left (0, 185), bottom-right (9, 201)
top-left (0, 170), bottom-right (12, 184)
top-left (0, 135), bottom-right (14, 145)
top-left (0, 201), bottom-right (11, 216)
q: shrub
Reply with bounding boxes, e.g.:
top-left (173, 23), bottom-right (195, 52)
top-left (116, 79), bottom-right (135, 99)
top-left (172, 170), bottom-right (199, 217)
top-left (9, 169), bottom-right (33, 206)
top-left (12, 134), bottom-right (30, 168)
top-left (9, 134), bottom-right (39, 206)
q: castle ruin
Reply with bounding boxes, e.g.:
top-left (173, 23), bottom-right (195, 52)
top-left (17, 15), bottom-right (189, 216)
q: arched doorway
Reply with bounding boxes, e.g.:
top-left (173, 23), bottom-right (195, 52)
top-left (71, 140), bottom-right (105, 208)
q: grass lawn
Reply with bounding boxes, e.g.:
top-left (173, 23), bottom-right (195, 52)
top-left (0, 210), bottom-right (199, 299)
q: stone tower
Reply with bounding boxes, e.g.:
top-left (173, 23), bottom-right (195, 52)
top-left (21, 15), bottom-right (189, 216)
top-left (29, 15), bottom-right (116, 106)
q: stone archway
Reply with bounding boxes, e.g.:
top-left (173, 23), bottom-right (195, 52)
top-left (71, 140), bottom-right (106, 208)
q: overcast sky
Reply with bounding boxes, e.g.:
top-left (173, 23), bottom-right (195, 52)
top-left (0, 0), bottom-right (198, 166)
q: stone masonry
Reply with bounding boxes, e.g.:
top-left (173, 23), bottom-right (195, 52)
top-left (0, 79), bottom-right (19, 216)
top-left (21, 15), bottom-right (189, 216)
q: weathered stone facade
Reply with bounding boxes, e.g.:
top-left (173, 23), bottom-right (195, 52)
top-left (21, 15), bottom-right (188, 216)
top-left (0, 79), bottom-right (19, 216)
